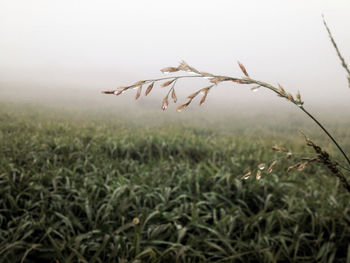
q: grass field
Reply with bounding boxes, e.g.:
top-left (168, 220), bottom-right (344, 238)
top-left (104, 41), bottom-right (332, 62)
top-left (1, 103), bottom-right (350, 262)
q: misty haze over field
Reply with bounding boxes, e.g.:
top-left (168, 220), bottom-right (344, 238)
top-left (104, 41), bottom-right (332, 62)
top-left (0, 0), bottom-right (350, 113)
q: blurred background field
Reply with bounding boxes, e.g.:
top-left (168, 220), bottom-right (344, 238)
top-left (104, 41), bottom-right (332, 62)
top-left (1, 1), bottom-right (350, 261)
top-left (1, 100), bottom-right (350, 262)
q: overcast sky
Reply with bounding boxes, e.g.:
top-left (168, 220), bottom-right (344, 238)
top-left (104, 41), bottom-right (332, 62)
top-left (0, 0), bottom-right (349, 108)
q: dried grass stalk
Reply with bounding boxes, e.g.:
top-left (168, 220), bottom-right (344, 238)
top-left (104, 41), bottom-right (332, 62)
top-left (171, 89), bottom-right (177, 103)
top-left (102, 23), bottom-right (350, 191)
top-left (145, 82), bottom-right (154, 96)
top-left (135, 86), bottom-right (142, 100)
top-left (238, 61), bottom-right (249, 77)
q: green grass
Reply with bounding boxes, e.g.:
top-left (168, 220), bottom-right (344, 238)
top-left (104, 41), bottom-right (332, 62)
top-left (0, 105), bottom-right (350, 262)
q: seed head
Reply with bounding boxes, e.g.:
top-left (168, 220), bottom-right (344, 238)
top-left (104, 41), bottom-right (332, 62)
top-left (200, 93), bottom-right (207, 105)
top-left (272, 144), bottom-right (286, 152)
top-left (278, 84), bottom-right (286, 94)
top-left (145, 82), bottom-right (154, 96)
top-left (161, 79), bottom-right (176, 88)
top-left (134, 80), bottom-right (146, 86)
top-left (267, 160), bottom-right (278, 174)
top-left (256, 170), bottom-right (262, 180)
top-left (188, 91), bottom-right (200, 100)
top-left (101, 90), bottom-right (115, 94)
top-left (135, 86), bottom-right (142, 100)
top-left (160, 67), bottom-right (180, 73)
top-left (297, 162), bottom-right (308, 171)
top-left (296, 90), bottom-right (301, 100)
top-left (161, 96), bottom-right (169, 111)
top-left (178, 60), bottom-right (191, 71)
top-left (258, 163), bottom-right (266, 170)
top-left (177, 100), bottom-right (192, 112)
top-left (287, 162), bottom-right (302, 173)
top-left (251, 86), bottom-right (260, 92)
top-left (171, 89), bottom-right (177, 103)
top-left (242, 171), bottom-right (251, 180)
top-left (115, 87), bottom-right (127, 96)
top-left (287, 93), bottom-right (294, 101)
top-left (237, 61), bottom-right (249, 77)
top-left (272, 145), bottom-right (280, 151)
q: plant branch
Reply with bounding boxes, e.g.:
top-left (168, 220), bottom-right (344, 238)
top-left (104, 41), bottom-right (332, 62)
top-left (236, 77), bottom-right (350, 168)
top-left (103, 60), bottom-right (350, 174)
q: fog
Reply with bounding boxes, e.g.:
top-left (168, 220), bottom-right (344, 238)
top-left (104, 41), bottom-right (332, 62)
top-left (1, 0), bottom-right (350, 113)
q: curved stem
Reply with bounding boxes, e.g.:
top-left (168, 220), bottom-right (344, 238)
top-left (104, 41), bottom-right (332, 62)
top-left (299, 106), bottom-right (350, 168)
top-left (108, 70), bottom-right (350, 169)
top-left (244, 77), bottom-right (350, 169)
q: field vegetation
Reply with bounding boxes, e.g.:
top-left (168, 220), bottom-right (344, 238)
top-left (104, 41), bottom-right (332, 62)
top-left (1, 103), bottom-right (350, 262)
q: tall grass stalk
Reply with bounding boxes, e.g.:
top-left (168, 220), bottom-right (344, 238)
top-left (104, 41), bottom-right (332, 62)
top-left (103, 17), bottom-right (350, 192)
top-left (322, 15), bottom-right (350, 88)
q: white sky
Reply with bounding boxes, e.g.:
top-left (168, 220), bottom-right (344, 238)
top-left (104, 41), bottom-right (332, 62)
top-left (0, 0), bottom-right (349, 107)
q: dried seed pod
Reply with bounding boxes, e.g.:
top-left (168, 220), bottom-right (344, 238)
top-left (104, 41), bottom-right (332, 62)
top-left (258, 163), bottom-right (266, 170)
top-left (115, 87), bottom-right (128, 96)
top-left (297, 162), bottom-right (308, 171)
top-left (278, 84), bottom-right (286, 94)
top-left (101, 90), bottom-right (115, 94)
top-left (201, 87), bottom-right (210, 93)
top-left (287, 162), bottom-right (302, 173)
top-left (187, 91), bottom-right (200, 99)
top-left (242, 171), bottom-right (251, 180)
top-left (272, 145), bottom-right (280, 151)
top-left (132, 218), bottom-right (140, 225)
top-left (287, 93), bottom-right (294, 101)
top-left (160, 67), bottom-right (180, 73)
top-left (296, 90), bottom-right (301, 100)
top-left (200, 93), bottom-right (208, 105)
top-left (198, 87), bottom-right (210, 105)
top-left (161, 79), bottom-right (176, 87)
top-left (286, 152), bottom-right (292, 158)
top-left (238, 61), bottom-right (249, 77)
top-left (272, 144), bottom-right (286, 152)
top-left (178, 60), bottom-right (191, 71)
top-left (161, 96), bottom-right (169, 111)
top-left (134, 80), bottom-right (146, 86)
top-left (176, 100), bottom-right (192, 112)
top-left (250, 86), bottom-right (260, 92)
top-left (171, 89), bottom-right (177, 103)
top-left (209, 77), bottom-right (221, 85)
top-left (267, 160), bottom-right (278, 174)
top-left (256, 170), bottom-right (262, 180)
top-left (135, 86), bottom-right (142, 100)
top-left (145, 82), bottom-right (154, 96)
